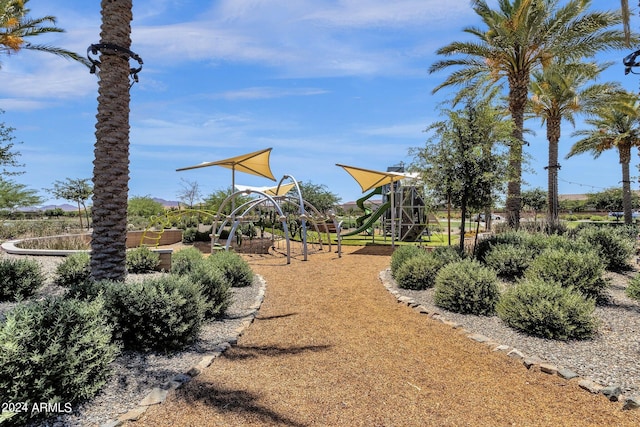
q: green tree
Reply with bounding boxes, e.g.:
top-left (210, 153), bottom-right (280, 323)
top-left (128, 195), bottom-right (164, 218)
top-left (0, 178), bottom-right (41, 211)
top-left (521, 187), bottom-right (548, 222)
top-left (411, 98), bottom-right (510, 252)
top-left (0, 110), bottom-right (23, 178)
top-left (298, 181), bottom-right (341, 214)
top-left (47, 178), bottom-right (92, 229)
top-left (586, 187), bottom-right (639, 213)
top-left (90, 0), bottom-right (133, 281)
top-left (567, 92), bottom-right (640, 224)
top-left (529, 61), bottom-right (621, 226)
top-left (429, 0), bottom-right (629, 228)
top-left (203, 187), bottom-right (253, 215)
top-left (0, 0), bottom-right (87, 67)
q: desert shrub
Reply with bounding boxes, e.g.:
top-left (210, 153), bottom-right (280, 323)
top-left (525, 248), bottom-right (608, 302)
top-left (390, 245), bottom-right (425, 278)
top-left (96, 276), bottom-right (206, 352)
top-left (475, 230), bottom-right (529, 263)
top-left (55, 252), bottom-right (90, 286)
top-left (0, 297), bottom-right (118, 425)
top-left (483, 244), bottom-right (535, 280)
top-left (188, 263), bottom-right (232, 318)
top-left (497, 279), bottom-right (598, 340)
top-left (182, 227), bottom-right (197, 243)
top-left (126, 246), bottom-right (160, 273)
top-left (626, 275), bottom-right (640, 301)
top-left (431, 245), bottom-right (464, 265)
top-left (171, 247), bottom-right (205, 276)
top-left (574, 225), bottom-right (635, 271)
top-left (433, 259), bottom-right (500, 315)
top-left (395, 255), bottom-right (439, 290)
top-left (0, 258), bottom-right (44, 302)
top-left (207, 250), bottom-right (253, 287)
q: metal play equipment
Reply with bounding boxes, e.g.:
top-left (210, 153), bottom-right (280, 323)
top-left (336, 163), bottom-right (428, 247)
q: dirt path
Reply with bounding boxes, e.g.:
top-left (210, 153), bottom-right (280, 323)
top-left (131, 245), bottom-right (640, 426)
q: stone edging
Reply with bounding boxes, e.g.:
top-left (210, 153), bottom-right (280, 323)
top-left (100, 276), bottom-right (268, 427)
top-left (378, 269), bottom-right (640, 411)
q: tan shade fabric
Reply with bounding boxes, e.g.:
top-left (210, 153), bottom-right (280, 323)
top-left (336, 163), bottom-right (408, 193)
top-left (234, 183), bottom-right (295, 196)
top-left (176, 148), bottom-right (276, 181)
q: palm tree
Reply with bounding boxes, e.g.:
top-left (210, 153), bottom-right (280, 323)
top-left (621, 0), bottom-right (631, 46)
top-left (0, 0), bottom-right (87, 67)
top-left (567, 92), bottom-right (640, 225)
top-left (429, 0), bottom-right (628, 228)
top-left (90, 0), bottom-right (133, 281)
top-left (529, 61), bottom-right (622, 227)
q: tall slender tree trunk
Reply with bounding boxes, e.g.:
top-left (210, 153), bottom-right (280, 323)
top-left (505, 75), bottom-right (528, 229)
top-left (546, 116), bottom-right (561, 228)
top-left (620, 145), bottom-right (633, 225)
top-left (90, 0), bottom-right (132, 281)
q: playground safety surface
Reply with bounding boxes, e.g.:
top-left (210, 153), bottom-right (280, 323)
top-left (129, 245), bottom-right (640, 426)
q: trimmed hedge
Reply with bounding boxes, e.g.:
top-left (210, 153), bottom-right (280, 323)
top-left (497, 279), bottom-right (598, 340)
top-left (0, 258), bottom-right (44, 302)
top-left (482, 244), bottom-right (535, 280)
top-left (390, 245), bottom-right (424, 278)
top-left (433, 259), bottom-right (500, 315)
top-left (395, 255), bottom-right (439, 290)
top-left (0, 297), bottom-right (118, 425)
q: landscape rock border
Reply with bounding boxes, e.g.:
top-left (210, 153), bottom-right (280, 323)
top-left (379, 269), bottom-right (640, 411)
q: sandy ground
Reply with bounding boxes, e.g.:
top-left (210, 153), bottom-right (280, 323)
top-left (129, 245), bottom-right (640, 427)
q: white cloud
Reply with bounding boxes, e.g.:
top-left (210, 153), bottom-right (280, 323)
top-left (212, 86), bottom-right (328, 100)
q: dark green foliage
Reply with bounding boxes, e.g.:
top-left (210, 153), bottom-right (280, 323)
top-left (390, 245), bottom-right (425, 278)
top-left (626, 275), bottom-right (640, 301)
top-left (497, 279), bottom-right (598, 340)
top-left (171, 247), bottom-right (205, 276)
top-left (0, 258), bottom-right (44, 301)
top-left (0, 297), bottom-right (118, 425)
top-left (395, 255), bottom-right (439, 290)
top-left (525, 248), bottom-right (608, 302)
top-left (182, 227), bottom-right (197, 243)
top-left (574, 225), bottom-right (635, 271)
top-left (207, 250), bottom-right (253, 287)
top-left (126, 246), bottom-right (160, 273)
top-left (188, 263), bottom-right (232, 318)
top-left (483, 244), bottom-right (535, 280)
top-left (433, 259), bottom-right (500, 315)
top-left (55, 252), bottom-right (90, 286)
top-left (92, 276), bottom-right (206, 352)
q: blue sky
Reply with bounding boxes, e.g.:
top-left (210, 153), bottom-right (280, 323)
top-left (0, 0), bottom-right (638, 207)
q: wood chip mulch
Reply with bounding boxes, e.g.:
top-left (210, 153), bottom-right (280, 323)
top-left (130, 245), bottom-right (640, 427)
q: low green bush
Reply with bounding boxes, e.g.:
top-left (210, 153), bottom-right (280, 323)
top-left (0, 297), bottom-right (118, 425)
top-left (171, 247), bottom-right (205, 276)
top-left (395, 255), bottom-right (439, 290)
top-left (93, 276), bottom-right (206, 352)
top-left (574, 225), bottom-right (635, 271)
top-left (430, 245), bottom-right (463, 264)
top-left (207, 250), bottom-right (253, 287)
top-left (482, 244), bottom-right (535, 280)
top-left (497, 279), bottom-right (598, 340)
top-left (475, 230), bottom-right (529, 263)
top-left (433, 259), bottom-right (500, 315)
top-left (390, 245), bottom-right (424, 278)
top-left (0, 258), bottom-right (44, 302)
top-left (626, 275), bottom-right (640, 301)
top-left (182, 227), bottom-right (197, 243)
top-left (55, 252), bottom-right (90, 286)
top-left (126, 246), bottom-right (160, 273)
top-left (525, 248), bottom-right (608, 302)
top-left (188, 263), bottom-right (232, 318)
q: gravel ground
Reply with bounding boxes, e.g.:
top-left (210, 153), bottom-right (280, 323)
top-left (0, 252), bottom-right (265, 427)
top-left (385, 267), bottom-right (640, 397)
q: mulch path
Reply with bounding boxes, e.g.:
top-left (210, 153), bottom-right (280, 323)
top-left (130, 245), bottom-right (640, 426)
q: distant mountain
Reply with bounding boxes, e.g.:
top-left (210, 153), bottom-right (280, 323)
top-left (153, 198), bottom-right (180, 208)
top-left (40, 204), bottom-right (77, 212)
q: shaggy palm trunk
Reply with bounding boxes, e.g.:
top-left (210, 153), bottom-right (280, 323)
top-left (620, 145), bottom-right (633, 225)
top-left (546, 116), bottom-right (561, 228)
top-left (90, 0), bottom-right (132, 281)
top-left (505, 75), bottom-right (529, 229)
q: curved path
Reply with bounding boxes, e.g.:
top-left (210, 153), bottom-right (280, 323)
top-left (131, 245), bottom-right (640, 426)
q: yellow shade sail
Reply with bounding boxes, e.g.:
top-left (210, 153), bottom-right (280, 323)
top-left (336, 163), bottom-right (409, 193)
top-left (234, 183), bottom-right (295, 196)
top-left (177, 148), bottom-right (276, 181)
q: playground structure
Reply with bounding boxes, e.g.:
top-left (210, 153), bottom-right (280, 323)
top-left (337, 163), bottom-right (436, 246)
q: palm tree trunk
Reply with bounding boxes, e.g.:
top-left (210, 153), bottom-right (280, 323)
top-left (505, 75), bottom-right (528, 229)
top-left (546, 116), bottom-right (561, 227)
top-left (90, 0), bottom-right (132, 281)
top-left (620, 145), bottom-right (633, 225)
